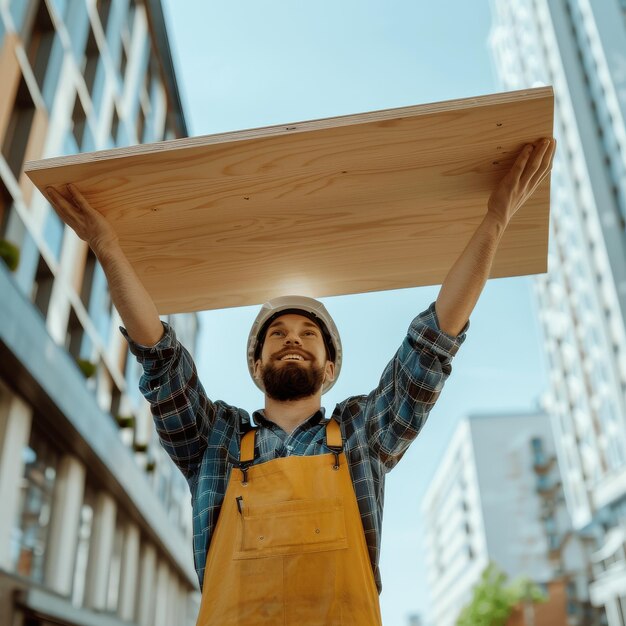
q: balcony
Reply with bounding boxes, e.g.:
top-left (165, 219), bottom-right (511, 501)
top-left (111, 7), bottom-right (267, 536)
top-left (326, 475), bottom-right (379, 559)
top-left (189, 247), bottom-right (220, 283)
top-left (532, 453), bottom-right (557, 473)
top-left (535, 474), bottom-right (562, 496)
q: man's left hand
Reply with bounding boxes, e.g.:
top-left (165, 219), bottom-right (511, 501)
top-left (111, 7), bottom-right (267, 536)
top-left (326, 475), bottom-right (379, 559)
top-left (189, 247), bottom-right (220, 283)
top-left (487, 137), bottom-right (556, 226)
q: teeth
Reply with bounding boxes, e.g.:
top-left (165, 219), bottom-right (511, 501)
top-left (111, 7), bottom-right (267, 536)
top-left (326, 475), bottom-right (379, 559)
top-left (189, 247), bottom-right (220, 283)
top-left (281, 355), bottom-right (304, 360)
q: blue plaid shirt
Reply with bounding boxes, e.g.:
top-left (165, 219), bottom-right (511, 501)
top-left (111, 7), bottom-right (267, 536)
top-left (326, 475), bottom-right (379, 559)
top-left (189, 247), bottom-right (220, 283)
top-left (121, 301), bottom-right (469, 593)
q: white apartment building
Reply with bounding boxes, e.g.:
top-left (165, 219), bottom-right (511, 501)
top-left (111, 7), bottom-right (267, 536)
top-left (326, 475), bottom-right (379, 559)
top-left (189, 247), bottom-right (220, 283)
top-left (0, 1), bottom-right (201, 624)
top-left (489, 1), bottom-right (626, 623)
top-left (422, 412), bottom-right (597, 626)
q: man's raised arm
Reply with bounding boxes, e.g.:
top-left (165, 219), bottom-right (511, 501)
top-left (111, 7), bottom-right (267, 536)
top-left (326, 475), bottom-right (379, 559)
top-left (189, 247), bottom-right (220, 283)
top-left (46, 183), bottom-right (164, 347)
top-left (46, 184), bottom-right (216, 480)
top-left (436, 137), bottom-right (556, 337)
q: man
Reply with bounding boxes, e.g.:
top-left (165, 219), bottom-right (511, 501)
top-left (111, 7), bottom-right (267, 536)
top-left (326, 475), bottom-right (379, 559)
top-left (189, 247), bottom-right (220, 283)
top-left (46, 137), bottom-right (556, 624)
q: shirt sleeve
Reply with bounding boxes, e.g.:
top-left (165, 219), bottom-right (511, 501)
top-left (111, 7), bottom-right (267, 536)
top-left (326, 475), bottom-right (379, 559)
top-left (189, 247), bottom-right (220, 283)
top-left (365, 301), bottom-right (469, 472)
top-left (119, 321), bottom-right (217, 481)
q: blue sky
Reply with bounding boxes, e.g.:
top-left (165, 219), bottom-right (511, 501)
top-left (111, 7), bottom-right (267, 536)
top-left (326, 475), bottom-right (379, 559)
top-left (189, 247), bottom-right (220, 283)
top-left (161, 1), bottom-right (549, 623)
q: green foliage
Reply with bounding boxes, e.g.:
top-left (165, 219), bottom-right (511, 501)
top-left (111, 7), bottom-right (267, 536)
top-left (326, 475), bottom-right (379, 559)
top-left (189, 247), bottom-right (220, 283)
top-left (0, 239), bottom-right (20, 272)
top-left (456, 562), bottom-right (548, 626)
top-left (115, 414), bottom-right (135, 429)
top-left (76, 358), bottom-right (97, 378)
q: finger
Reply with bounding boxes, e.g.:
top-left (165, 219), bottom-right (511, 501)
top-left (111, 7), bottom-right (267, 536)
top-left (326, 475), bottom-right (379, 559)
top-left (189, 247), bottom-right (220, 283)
top-left (527, 139), bottom-right (556, 189)
top-left (46, 186), bottom-right (78, 213)
top-left (511, 144), bottom-right (534, 183)
top-left (67, 183), bottom-right (91, 210)
top-left (521, 139), bottom-right (551, 185)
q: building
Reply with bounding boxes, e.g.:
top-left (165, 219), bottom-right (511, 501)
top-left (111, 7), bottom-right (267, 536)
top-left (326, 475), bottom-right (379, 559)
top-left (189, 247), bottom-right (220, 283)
top-left (406, 614), bottom-right (423, 626)
top-left (422, 412), bottom-right (598, 626)
top-left (489, 1), bottom-right (626, 623)
top-left (0, 1), bottom-right (201, 625)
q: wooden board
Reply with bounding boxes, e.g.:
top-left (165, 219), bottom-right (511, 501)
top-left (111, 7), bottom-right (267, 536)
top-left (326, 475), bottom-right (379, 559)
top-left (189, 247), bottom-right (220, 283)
top-left (25, 87), bottom-right (554, 314)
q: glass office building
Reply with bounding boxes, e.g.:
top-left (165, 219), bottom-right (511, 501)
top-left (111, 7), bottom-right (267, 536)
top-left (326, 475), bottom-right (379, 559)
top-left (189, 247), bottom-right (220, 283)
top-left (489, 1), bottom-right (626, 624)
top-left (0, 1), bottom-right (201, 625)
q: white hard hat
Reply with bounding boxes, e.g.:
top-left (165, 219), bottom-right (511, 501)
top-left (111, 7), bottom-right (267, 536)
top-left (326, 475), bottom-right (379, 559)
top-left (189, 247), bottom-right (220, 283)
top-left (247, 295), bottom-right (342, 394)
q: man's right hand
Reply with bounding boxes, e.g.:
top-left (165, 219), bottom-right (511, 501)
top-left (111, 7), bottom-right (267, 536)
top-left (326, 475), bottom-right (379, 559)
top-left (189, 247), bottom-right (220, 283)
top-left (45, 183), bottom-right (164, 347)
top-left (45, 184), bottom-right (119, 254)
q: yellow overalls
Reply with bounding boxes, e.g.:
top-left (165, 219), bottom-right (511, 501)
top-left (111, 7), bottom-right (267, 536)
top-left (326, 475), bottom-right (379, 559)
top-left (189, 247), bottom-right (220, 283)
top-left (195, 417), bottom-right (383, 625)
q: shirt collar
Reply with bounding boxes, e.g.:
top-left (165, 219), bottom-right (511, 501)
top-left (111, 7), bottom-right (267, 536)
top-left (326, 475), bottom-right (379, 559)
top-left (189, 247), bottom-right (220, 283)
top-left (252, 406), bottom-right (327, 429)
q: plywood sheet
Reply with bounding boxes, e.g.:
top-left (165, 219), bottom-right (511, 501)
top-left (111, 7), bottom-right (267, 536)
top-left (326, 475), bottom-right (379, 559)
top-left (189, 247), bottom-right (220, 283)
top-left (25, 87), bottom-right (554, 314)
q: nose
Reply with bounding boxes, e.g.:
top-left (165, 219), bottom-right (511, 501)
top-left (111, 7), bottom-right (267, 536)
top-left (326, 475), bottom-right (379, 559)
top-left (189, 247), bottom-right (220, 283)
top-left (284, 332), bottom-right (301, 345)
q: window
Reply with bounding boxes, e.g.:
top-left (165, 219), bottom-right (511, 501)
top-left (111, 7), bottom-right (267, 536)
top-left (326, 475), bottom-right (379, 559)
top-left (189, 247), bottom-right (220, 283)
top-left (136, 105), bottom-right (146, 144)
top-left (0, 10), bottom-right (6, 48)
top-left (43, 204), bottom-right (65, 260)
top-left (110, 383), bottom-right (122, 420)
top-left (119, 1), bottom-right (137, 82)
top-left (0, 178), bottom-right (14, 238)
top-left (66, 306), bottom-right (86, 360)
top-left (96, 0), bottom-right (112, 33)
top-left (80, 248), bottom-right (97, 309)
top-left (82, 24), bottom-right (99, 91)
top-left (24, 0), bottom-right (56, 96)
top-left (50, 0), bottom-right (68, 15)
top-left (30, 254), bottom-right (55, 319)
top-left (110, 105), bottom-right (120, 144)
top-left (119, 43), bottom-right (128, 81)
top-left (64, 0), bottom-right (90, 64)
top-left (1, 75), bottom-right (36, 179)
top-left (10, 423), bottom-right (59, 583)
top-left (71, 93), bottom-right (87, 148)
top-left (88, 262), bottom-right (112, 343)
top-left (531, 436), bottom-right (546, 466)
top-left (9, 0), bottom-right (37, 36)
top-left (124, 347), bottom-right (144, 410)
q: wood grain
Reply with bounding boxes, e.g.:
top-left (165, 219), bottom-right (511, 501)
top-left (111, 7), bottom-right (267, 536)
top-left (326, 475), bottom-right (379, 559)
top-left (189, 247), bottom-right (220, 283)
top-left (25, 87), bottom-right (554, 314)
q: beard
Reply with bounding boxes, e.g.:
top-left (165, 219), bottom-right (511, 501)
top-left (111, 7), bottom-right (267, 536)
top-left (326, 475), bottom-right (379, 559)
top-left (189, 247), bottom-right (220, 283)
top-left (260, 358), bottom-right (326, 401)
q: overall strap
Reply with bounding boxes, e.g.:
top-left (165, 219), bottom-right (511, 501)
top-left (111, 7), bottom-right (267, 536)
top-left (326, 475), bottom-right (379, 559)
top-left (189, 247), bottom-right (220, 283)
top-left (325, 418), bottom-right (343, 469)
top-left (237, 428), bottom-right (257, 485)
top-left (240, 428), bottom-right (257, 463)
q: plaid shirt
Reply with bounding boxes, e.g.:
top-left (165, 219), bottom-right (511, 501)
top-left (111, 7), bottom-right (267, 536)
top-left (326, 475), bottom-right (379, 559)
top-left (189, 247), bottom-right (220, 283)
top-left (121, 301), bottom-right (469, 594)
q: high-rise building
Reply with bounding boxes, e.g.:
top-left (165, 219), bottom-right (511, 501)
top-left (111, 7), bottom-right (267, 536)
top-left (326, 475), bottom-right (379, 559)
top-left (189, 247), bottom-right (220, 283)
top-left (407, 614), bottom-right (423, 626)
top-left (0, 1), bottom-right (200, 625)
top-left (489, 1), bottom-right (626, 623)
top-left (422, 412), bottom-right (598, 626)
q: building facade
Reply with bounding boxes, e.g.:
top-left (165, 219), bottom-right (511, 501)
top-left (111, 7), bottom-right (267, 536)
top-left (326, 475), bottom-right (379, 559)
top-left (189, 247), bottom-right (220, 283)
top-left (488, 1), bottom-right (626, 624)
top-left (422, 412), bottom-right (598, 626)
top-left (0, 1), bottom-right (201, 625)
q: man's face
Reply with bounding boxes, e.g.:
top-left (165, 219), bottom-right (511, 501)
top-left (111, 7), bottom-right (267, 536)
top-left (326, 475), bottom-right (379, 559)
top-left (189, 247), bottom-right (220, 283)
top-left (253, 313), bottom-right (335, 401)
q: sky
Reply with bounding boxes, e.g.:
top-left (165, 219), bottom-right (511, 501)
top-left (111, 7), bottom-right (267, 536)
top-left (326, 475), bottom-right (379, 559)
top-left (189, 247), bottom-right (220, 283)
top-left (160, 1), bottom-right (550, 623)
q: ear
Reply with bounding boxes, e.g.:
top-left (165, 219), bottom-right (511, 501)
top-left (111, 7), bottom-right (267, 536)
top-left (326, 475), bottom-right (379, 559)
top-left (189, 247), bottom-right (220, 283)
top-left (324, 361), bottom-right (335, 382)
top-left (253, 359), bottom-right (261, 379)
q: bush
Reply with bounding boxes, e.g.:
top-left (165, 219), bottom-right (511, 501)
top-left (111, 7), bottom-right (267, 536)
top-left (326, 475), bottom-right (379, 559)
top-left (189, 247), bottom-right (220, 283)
top-left (0, 239), bottom-right (20, 271)
top-left (456, 562), bottom-right (547, 626)
top-left (76, 358), bottom-right (97, 378)
top-left (115, 414), bottom-right (135, 428)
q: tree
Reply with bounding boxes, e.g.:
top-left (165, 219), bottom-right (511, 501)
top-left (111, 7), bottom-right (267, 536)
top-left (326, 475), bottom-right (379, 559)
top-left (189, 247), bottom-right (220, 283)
top-left (456, 562), bottom-right (548, 626)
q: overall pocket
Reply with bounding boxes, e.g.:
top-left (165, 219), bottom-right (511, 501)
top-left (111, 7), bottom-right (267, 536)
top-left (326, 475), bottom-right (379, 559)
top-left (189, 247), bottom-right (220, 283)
top-left (234, 497), bottom-right (348, 559)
